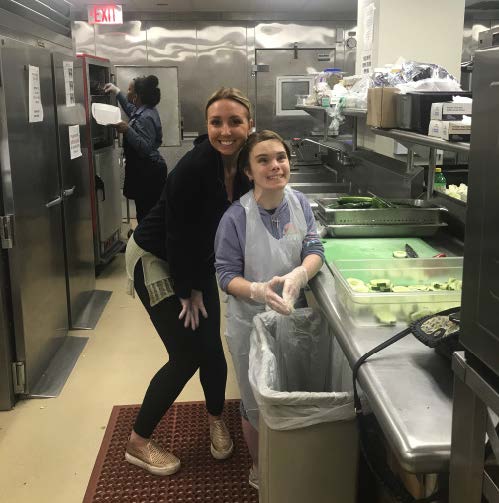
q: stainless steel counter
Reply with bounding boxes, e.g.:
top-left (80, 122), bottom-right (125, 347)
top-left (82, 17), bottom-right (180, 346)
top-left (310, 265), bottom-right (454, 474)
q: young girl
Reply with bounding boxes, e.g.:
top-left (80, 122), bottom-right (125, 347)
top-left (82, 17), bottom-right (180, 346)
top-left (214, 130), bottom-right (324, 489)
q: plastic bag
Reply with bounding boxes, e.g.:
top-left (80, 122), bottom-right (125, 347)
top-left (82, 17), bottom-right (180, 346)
top-left (248, 308), bottom-right (354, 431)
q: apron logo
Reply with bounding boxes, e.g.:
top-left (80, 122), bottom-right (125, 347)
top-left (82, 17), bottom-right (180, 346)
top-left (284, 223), bottom-right (300, 236)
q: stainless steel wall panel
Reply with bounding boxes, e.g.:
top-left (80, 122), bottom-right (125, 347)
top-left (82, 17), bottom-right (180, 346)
top-left (94, 22), bottom-right (147, 65)
top-left (146, 22), bottom-right (198, 131)
top-left (194, 23), bottom-right (248, 133)
top-left (72, 21), bottom-right (95, 56)
top-left (342, 22), bottom-right (357, 77)
top-left (255, 21), bottom-right (338, 48)
top-left (115, 65), bottom-right (181, 146)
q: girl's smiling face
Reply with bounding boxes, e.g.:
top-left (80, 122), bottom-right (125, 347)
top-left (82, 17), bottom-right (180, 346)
top-left (245, 139), bottom-right (290, 192)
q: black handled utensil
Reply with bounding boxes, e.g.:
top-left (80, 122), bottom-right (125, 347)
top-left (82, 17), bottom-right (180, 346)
top-left (405, 243), bottom-right (419, 258)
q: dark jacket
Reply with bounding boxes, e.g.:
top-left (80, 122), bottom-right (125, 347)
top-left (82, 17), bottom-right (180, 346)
top-left (116, 92), bottom-right (167, 200)
top-left (133, 136), bottom-right (251, 298)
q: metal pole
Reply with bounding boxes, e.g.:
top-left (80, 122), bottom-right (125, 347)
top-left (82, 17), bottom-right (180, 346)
top-left (323, 108), bottom-right (328, 142)
top-left (427, 147), bottom-right (437, 200)
top-left (352, 116), bottom-right (358, 151)
top-left (406, 148), bottom-right (415, 174)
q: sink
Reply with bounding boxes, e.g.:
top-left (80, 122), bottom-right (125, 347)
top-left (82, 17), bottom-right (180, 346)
top-left (287, 182), bottom-right (345, 194)
top-left (289, 172), bottom-right (335, 183)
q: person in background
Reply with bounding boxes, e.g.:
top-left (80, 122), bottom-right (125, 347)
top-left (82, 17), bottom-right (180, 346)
top-left (104, 75), bottom-right (167, 222)
top-left (123, 88), bottom-right (253, 476)
top-left (214, 130), bottom-right (324, 490)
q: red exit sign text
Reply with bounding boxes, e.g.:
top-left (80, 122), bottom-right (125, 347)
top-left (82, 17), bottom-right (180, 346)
top-left (87, 5), bottom-right (123, 25)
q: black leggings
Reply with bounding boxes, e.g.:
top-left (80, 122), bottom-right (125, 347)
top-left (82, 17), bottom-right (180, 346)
top-left (132, 261), bottom-right (227, 438)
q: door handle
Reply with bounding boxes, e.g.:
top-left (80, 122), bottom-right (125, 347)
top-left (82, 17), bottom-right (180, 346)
top-left (46, 196), bottom-right (62, 208)
top-left (95, 175), bottom-right (106, 201)
top-left (63, 186), bottom-right (76, 198)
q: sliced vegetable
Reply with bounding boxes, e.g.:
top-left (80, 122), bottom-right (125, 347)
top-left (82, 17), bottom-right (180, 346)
top-left (393, 250), bottom-right (408, 258)
top-left (392, 286), bottom-right (410, 293)
top-left (347, 278), bottom-right (369, 293)
top-left (374, 309), bottom-right (397, 325)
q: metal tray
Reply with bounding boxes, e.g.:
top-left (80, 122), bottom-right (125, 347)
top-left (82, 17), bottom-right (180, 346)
top-left (316, 198), bottom-right (446, 226)
top-left (317, 215), bottom-right (448, 238)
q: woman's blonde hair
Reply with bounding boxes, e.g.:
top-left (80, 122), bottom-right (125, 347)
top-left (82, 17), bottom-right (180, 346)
top-left (205, 87), bottom-right (252, 120)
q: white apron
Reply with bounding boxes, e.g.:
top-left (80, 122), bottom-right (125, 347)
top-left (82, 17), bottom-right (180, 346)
top-left (225, 187), bottom-right (307, 429)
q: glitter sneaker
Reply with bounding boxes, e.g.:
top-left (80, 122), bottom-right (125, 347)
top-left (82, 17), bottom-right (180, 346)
top-left (125, 439), bottom-right (180, 476)
top-left (209, 419), bottom-right (234, 460)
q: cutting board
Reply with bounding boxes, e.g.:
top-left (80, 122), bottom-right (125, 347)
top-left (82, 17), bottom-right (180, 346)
top-left (323, 237), bottom-right (440, 264)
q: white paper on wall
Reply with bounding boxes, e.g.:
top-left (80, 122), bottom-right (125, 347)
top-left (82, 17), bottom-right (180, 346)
top-left (68, 125), bottom-right (82, 159)
top-left (28, 65), bottom-right (44, 123)
top-left (362, 3), bottom-right (375, 75)
top-left (63, 60), bottom-right (76, 107)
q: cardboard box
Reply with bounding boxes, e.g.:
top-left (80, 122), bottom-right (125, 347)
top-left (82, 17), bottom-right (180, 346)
top-left (430, 101), bottom-right (472, 121)
top-left (367, 87), bottom-right (399, 128)
top-left (428, 119), bottom-right (471, 142)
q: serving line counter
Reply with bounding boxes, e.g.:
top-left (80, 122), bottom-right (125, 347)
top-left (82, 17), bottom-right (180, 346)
top-left (309, 263), bottom-right (454, 475)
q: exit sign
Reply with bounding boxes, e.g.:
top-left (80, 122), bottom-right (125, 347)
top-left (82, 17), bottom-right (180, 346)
top-left (87, 5), bottom-right (123, 25)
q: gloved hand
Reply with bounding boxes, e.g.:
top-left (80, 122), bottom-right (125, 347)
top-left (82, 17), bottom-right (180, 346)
top-left (282, 266), bottom-right (308, 312)
top-left (250, 277), bottom-right (291, 315)
top-left (178, 289), bottom-right (208, 330)
top-left (103, 82), bottom-right (120, 94)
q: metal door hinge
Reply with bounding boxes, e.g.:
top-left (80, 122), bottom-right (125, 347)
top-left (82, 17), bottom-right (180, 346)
top-left (0, 215), bottom-right (14, 248)
top-left (12, 362), bottom-right (25, 394)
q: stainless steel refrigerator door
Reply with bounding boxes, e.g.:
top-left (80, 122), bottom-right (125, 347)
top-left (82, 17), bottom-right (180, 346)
top-left (461, 46), bottom-right (499, 373)
top-left (255, 48), bottom-right (336, 139)
top-left (0, 249), bottom-right (15, 410)
top-left (94, 147), bottom-right (122, 260)
top-left (0, 42), bottom-right (68, 393)
top-left (51, 53), bottom-right (96, 327)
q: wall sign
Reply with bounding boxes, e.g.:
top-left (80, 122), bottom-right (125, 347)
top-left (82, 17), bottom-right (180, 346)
top-left (87, 5), bottom-right (123, 25)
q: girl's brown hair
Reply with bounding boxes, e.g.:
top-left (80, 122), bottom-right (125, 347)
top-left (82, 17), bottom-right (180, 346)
top-left (205, 87), bottom-right (252, 120)
top-left (237, 130), bottom-right (291, 178)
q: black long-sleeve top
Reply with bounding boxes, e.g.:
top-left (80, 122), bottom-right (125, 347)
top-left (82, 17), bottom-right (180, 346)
top-left (133, 136), bottom-right (251, 298)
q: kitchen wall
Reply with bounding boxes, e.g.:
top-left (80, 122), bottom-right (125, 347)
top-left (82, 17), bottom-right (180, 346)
top-left (72, 18), bottom-right (357, 136)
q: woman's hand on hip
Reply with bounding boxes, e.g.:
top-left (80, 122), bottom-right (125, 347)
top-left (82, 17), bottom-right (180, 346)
top-left (178, 290), bottom-right (208, 331)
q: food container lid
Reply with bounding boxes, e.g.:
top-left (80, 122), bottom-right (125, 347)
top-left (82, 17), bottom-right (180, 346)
top-left (91, 103), bottom-right (121, 125)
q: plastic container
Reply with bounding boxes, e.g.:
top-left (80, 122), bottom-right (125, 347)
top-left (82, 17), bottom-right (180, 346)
top-left (330, 257), bottom-right (463, 326)
top-left (249, 309), bottom-right (357, 503)
top-left (434, 167), bottom-right (447, 192)
top-left (323, 68), bottom-right (345, 88)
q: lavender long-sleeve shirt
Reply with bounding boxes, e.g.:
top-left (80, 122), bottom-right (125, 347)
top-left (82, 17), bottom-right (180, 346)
top-left (215, 189), bottom-right (324, 292)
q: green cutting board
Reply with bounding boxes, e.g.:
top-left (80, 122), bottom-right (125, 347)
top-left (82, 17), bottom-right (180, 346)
top-left (323, 237), bottom-right (440, 264)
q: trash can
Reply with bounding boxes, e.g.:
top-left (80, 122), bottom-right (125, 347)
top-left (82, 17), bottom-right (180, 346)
top-left (249, 308), bottom-right (358, 503)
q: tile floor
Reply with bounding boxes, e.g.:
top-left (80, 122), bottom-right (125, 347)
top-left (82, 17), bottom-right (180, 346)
top-left (0, 251), bottom-right (240, 503)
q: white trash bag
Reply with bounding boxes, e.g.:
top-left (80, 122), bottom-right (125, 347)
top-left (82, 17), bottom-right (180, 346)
top-left (249, 307), bottom-right (354, 431)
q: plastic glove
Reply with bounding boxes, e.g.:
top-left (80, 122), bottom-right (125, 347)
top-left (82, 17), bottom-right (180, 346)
top-left (103, 82), bottom-right (120, 94)
top-left (250, 277), bottom-right (291, 315)
top-left (178, 290), bottom-right (208, 331)
top-left (282, 266), bottom-right (308, 312)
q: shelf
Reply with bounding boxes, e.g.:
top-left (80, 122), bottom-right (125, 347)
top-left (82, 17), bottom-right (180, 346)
top-left (370, 127), bottom-right (470, 154)
top-left (295, 105), bottom-right (332, 141)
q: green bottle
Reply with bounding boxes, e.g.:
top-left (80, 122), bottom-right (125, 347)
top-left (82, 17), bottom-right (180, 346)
top-left (434, 167), bottom-right (447, 192)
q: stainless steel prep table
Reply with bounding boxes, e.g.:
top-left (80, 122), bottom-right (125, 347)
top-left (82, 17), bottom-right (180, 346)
top-left (309, 265), bottom-right (454, 474)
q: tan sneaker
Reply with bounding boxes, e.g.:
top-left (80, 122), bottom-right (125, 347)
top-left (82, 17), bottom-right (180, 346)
top-left (209, 419), bottom-right (234, 460)
top-left (125, 439), bottom-right (180, 476)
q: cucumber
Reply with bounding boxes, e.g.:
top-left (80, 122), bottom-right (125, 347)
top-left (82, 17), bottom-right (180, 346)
top-left (392, 286), bottom-right (410, 293)
top-left (393, 250), bottom-right (408, 258)
top-left (374, 309), bottom-right (397, 325)
top-left (347, 278), bottom-right (369, 293)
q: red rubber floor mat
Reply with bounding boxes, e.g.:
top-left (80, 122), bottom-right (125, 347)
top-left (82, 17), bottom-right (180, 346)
top-left (83, 400), bottom-right (258, 502)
